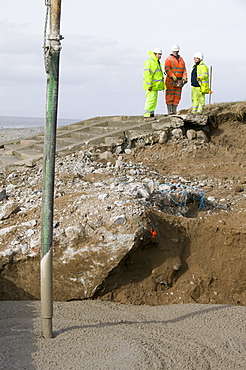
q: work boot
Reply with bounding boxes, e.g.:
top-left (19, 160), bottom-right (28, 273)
top-left (172, 105), bottom-right (177, 114)
top-left (144, 116), bottom-right (156, 122)
top-left (167, 105), bottom-right (173, 115)
top-left (150, 113), bottom-right (157, 121)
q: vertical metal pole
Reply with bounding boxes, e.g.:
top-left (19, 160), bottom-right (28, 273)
top-left (209, 65), bottom-right (213, 105)
top-left (41, 0), bottom-right (62, 339)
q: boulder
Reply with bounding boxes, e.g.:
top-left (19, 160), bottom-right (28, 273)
top-left (186, 129), bottom-right (197, 140)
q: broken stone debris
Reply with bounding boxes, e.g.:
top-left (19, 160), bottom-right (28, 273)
top-left (0, 111), bottom-right (243, 302)
top-left (0, 148), bottom-right (230, 301)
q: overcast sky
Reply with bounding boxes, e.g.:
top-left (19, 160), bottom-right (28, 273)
top-left (0, 0), bottom-right (245, 120)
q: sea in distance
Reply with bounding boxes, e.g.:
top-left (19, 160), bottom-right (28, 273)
top-left (0, 116), bottom-right (80, 130)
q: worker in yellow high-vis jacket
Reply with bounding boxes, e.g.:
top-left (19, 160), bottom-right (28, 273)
top-left (191, 52), bottom-right (210, 114)
top-left (143, 48), bottom-right (166, 121)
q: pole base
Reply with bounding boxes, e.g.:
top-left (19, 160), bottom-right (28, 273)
top-left (42, 318), bottom-right (53, 338)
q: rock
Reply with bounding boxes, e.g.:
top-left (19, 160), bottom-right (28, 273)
top-left (190, 284), bottom-right (202, 301)
top-left (172, 128), bottom-right (184, 139)
top-left (173, 262), bottom-right (182, 271)
top-left (159, 131), bottom-right (168, 144)
top-left (113, 215), bottom-right (127, 225)
top-left (115, 146), bottom-right (123, 155)
top-left (7, 173), bottom-right (17, 180)
top-left (186, 129), bottom-right (197, 140)
top-left (65, 225), bottom-right (86, 241)
top-left (99, 151), bottom-right (114, 160)
top-left (234, 185), bottom-right (243, 193)
top-left (0, 188), bottom-right (7, 201)
top-left (25, 159), bottom-right (36, 167)
top-left (98, 193), bottom-right (109, 201)
top-left (25, 229), bottom-right (35, 237)
top-left (145, 180), bottom-right (155, 193)
top-left (135, 186), bottom-right (150, 199)
top-left (77, 151), bottom-right (84, 159)
top-left (169, 116), bottom-right (184, 128)
top-left (115, 156), bottom-right (124, 169)
top-left (0, 202), bottom-right (20, 220)
top-left (159, 184), bottom-right (171, 191)
top-left (0, 225), bottom-right (16, 237)
top-left (181, 114), bottom-right (208, 125)
top-left (135, 139), bottom-right (145, 149)
top-left (6, 184), bottom-right (15, 193)
top-left (124, 149), bottom-right (132, 155)
top-left (196, 130), bottom-right (209, 142)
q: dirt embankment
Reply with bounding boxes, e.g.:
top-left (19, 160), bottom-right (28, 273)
top-left (93, 102), bottom-right (246, 306)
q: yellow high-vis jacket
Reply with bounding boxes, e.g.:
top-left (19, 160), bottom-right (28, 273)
top-left (194, 61), bottom-right (210, 94)
top-left (143, 51), bottom-right (165, 91)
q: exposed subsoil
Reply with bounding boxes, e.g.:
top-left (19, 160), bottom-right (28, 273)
top-left (93, 102), bottom-right (246, 306)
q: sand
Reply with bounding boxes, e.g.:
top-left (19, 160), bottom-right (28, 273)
top-left (0, 300), bottom-right (245, 369)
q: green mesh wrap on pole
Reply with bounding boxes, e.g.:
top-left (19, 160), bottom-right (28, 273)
top-left (41, 0), bottom-right (62, 339)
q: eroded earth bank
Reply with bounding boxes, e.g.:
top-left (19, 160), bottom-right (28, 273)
top-left (0, 102), bottom-right (246, 306)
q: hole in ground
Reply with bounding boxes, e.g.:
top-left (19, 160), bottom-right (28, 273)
top-left (93, 211), bottom-right (190, 305)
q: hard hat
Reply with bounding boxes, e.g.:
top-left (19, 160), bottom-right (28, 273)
top-left (193, 52), bottom-right (204, 60)
top-left (171, 44), bottom-right (180, 52)
top-left (153, 47), bottom-right (162, 54)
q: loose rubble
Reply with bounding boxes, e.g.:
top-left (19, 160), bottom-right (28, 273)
top-left (1, 103), bottom-right (246, 305)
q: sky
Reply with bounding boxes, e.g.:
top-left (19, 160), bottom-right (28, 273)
top-left (0, 0), bottom-right (246, 121)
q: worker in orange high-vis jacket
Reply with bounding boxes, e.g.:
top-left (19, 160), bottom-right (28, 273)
top-left (164, 44), bottom-right (187, 115)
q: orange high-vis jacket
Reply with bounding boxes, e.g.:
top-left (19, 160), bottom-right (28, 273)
top-left (164, 54), bottom-right (187, 80)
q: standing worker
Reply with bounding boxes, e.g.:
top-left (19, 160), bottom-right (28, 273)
top-left (143, 48), bottom-right (165, 121)
top-left (191, 52), bottom-right (210, 114)
top-left (164, 44), bottom-right (187, 115)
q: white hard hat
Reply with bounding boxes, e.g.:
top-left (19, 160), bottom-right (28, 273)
top-left (193, 51), bottom-right (204, 60)
top-left (171, 44), bottom-right (180, 52)
top-left (153, 47), bottom-right (162, 54)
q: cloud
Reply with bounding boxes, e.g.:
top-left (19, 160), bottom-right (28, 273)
top-left (0, 0), bottom-right (246, 119)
